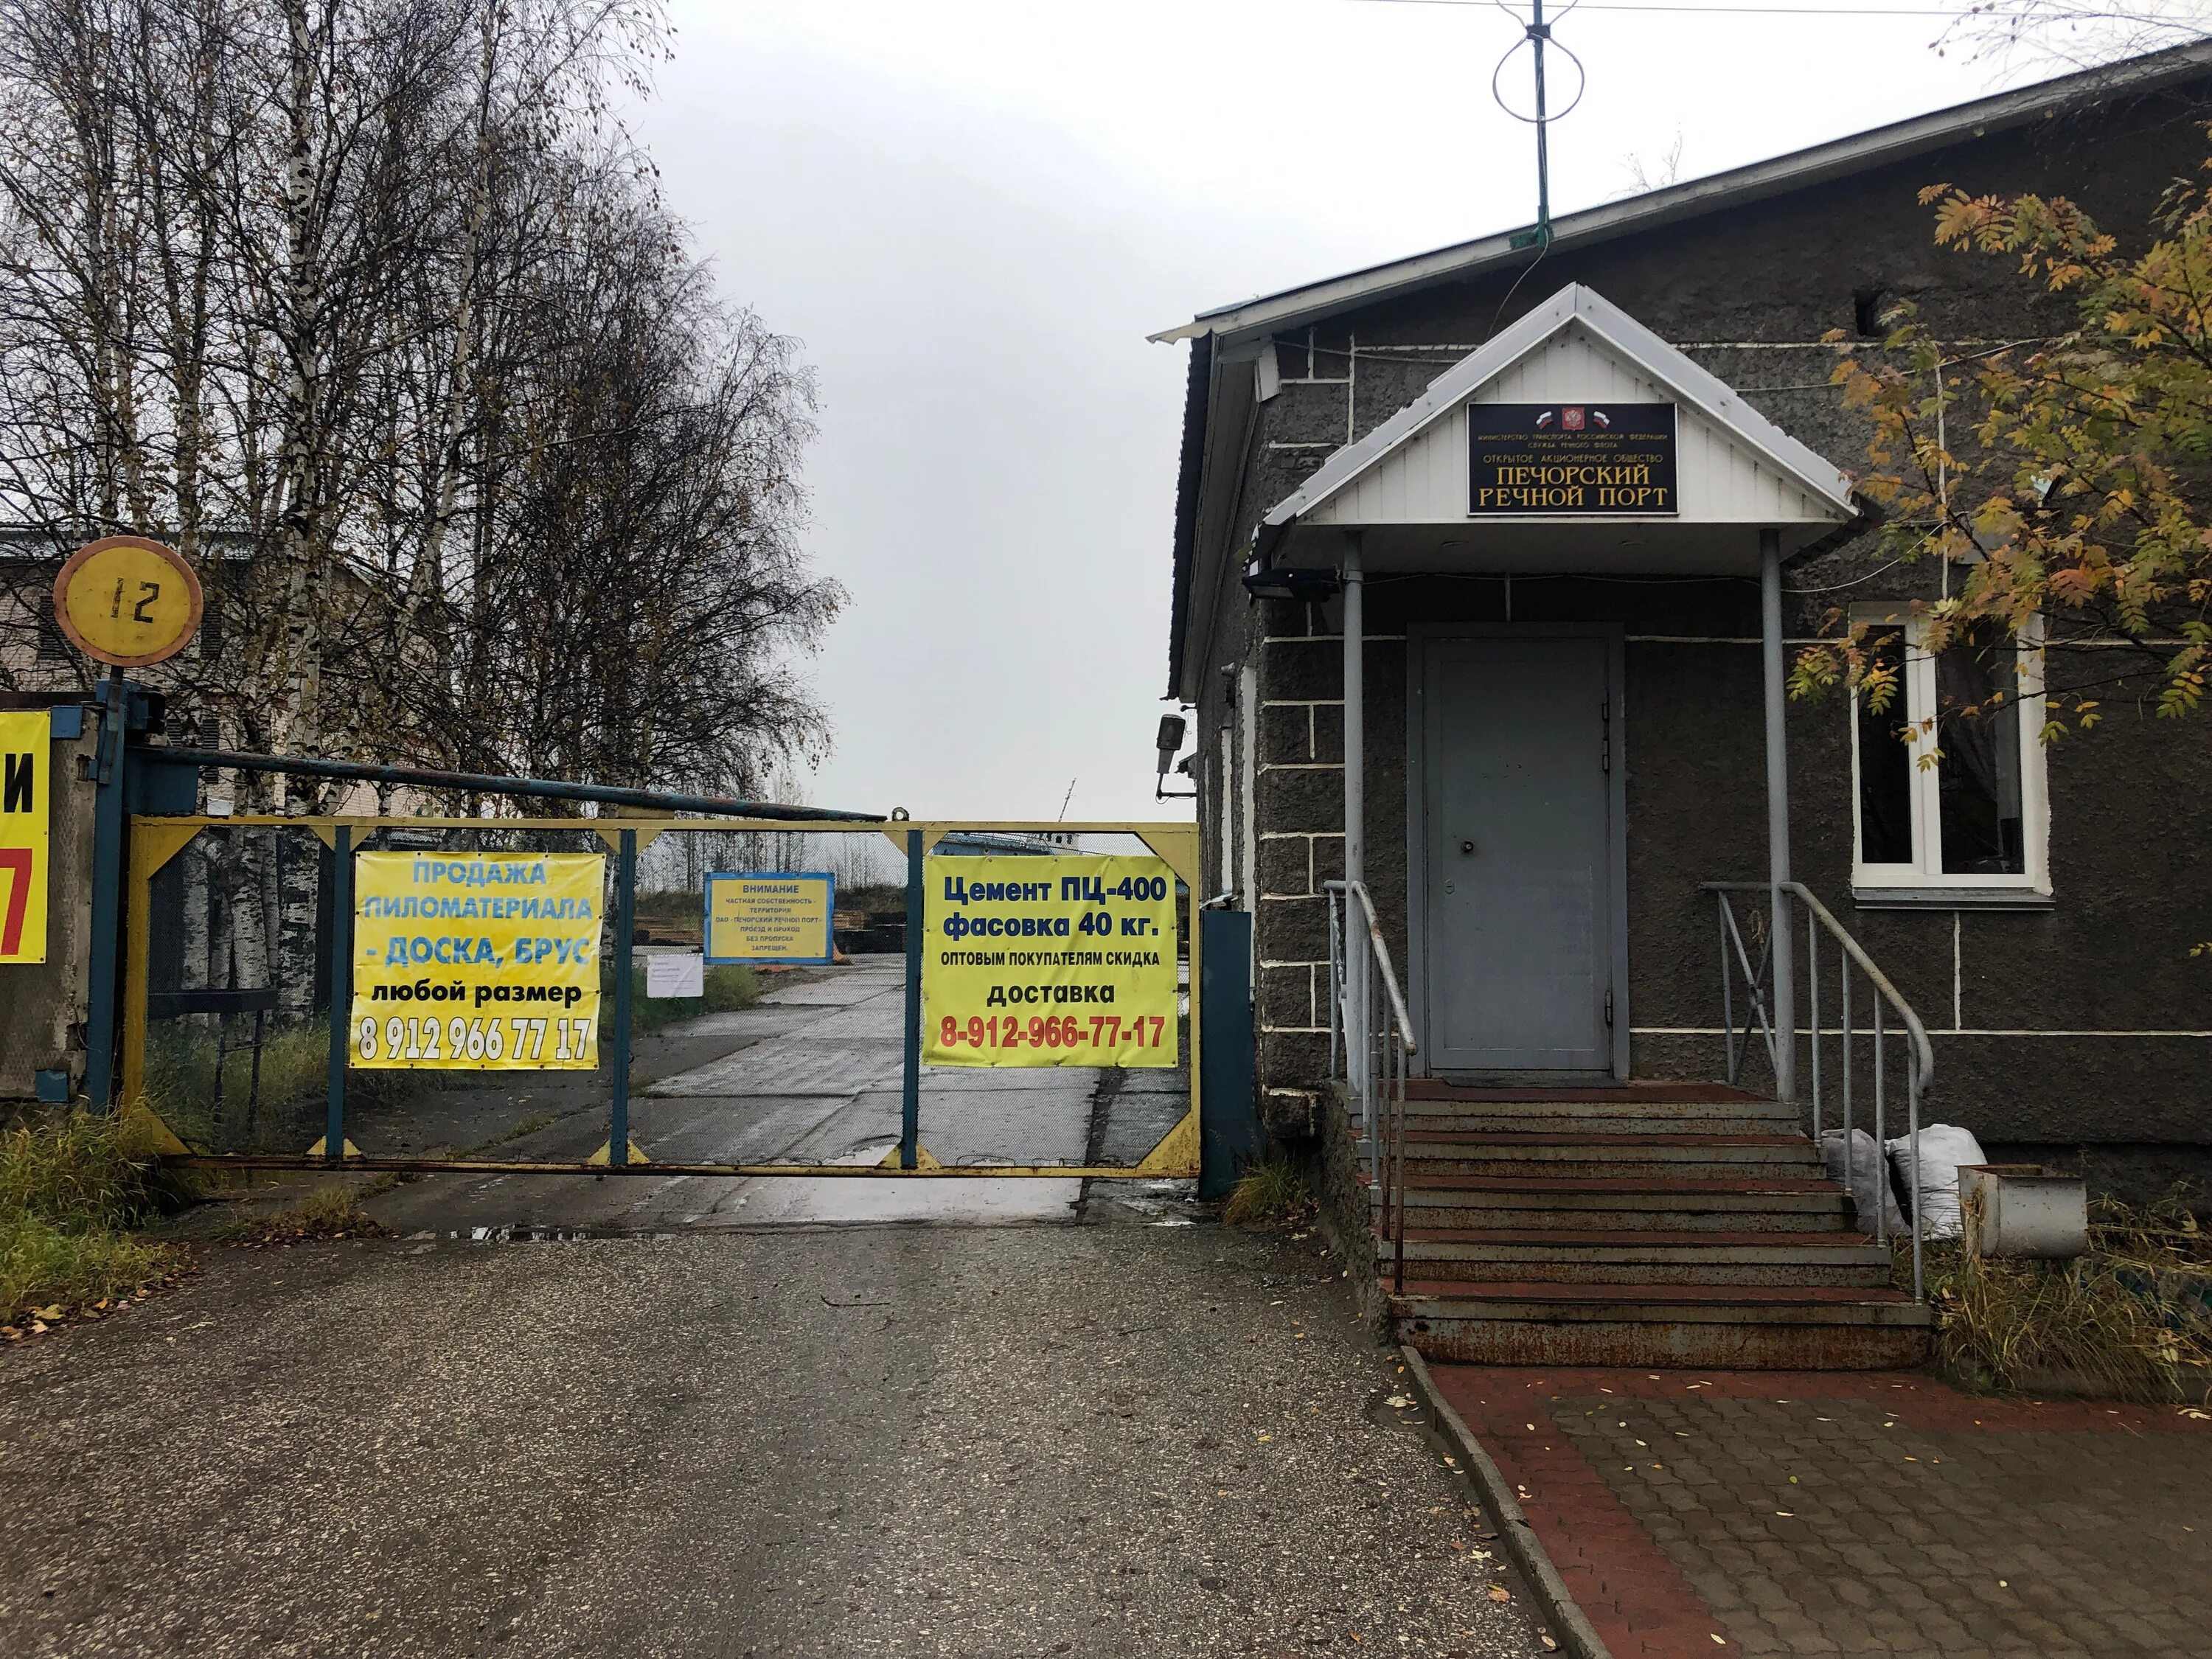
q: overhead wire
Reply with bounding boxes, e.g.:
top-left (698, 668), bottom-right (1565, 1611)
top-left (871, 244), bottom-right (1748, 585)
top-left (1349, 0), bottom-right (2166, 17)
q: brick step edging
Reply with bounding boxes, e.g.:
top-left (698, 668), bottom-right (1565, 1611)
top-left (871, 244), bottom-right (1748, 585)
top-left (1397, 1347), bottom-right (1614, 1659)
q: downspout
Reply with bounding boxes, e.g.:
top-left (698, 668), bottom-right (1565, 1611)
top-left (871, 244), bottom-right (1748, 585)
top-left (1760, 527), bottom-right (1797, 1104)
top-left (1342, 529), bottom-right (1366, 1098)
top-left (1342, 530), bottom-right (1365, 896)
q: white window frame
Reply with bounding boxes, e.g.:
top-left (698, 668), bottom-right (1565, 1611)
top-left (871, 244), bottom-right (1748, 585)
top-left (1848, 607), bottom-right (2051, 900)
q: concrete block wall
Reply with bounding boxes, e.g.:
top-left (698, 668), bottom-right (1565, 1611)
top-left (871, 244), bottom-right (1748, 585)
top-left (1183, 86), bottom-right (2212, 1194)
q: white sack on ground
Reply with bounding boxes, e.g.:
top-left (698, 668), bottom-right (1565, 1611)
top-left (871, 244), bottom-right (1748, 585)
top-left (1819, 1127), bottom-right (1907, 1235)
top-left (1885, 1124), bottom-right (1989, 1239)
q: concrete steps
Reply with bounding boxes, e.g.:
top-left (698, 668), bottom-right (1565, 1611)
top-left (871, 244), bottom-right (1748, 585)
top-left (1384, 1174), bottom-right (1851, 1231)
top-left (1355, 1087), bottom-right (1932, 1370)
top-left (1377, 1228), bottom-right (1894, 1287)
top-left (1391, 1131), bottom-right (1824, 1180)
top-left (1389, 1280), bottom-right (1932, 1370)
top-left (1399, 1094), bottom-right (1800, 1132)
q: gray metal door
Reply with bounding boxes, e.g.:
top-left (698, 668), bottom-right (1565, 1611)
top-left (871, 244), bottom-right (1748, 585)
top-left (1420, 636), bottom-right (1615, 1072)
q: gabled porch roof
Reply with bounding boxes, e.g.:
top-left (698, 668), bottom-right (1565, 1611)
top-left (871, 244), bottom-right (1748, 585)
top-left (1254, 283), bottom-right (1857, 577)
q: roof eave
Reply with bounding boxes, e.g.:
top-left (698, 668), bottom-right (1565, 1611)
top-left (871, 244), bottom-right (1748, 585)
top-left (1152, 38), bottom-right (2212, 348)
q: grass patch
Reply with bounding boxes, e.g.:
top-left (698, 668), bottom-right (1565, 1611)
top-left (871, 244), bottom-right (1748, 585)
top-left (0, 1110), bottom-right (185, 1328)
top-left (211, 1185), bottom-right (387, 1245)
top-left (146, 1015), bottom-right (479, 1155)
top-left (1, 1218), bottom-right (176, 1330)
top-left (836, 882), bottom-right (907, 915)
top-left (1920, 1187), bottom-right (2212, 1402)
top-left (144, 1018), bottom-right (330, 1141)
top-left (635, 887), bottom-right (703, 921)
top-left (622, 962), bottom-right (762, 1034)
top-left (1222, 1158), bottom-right (1315, 1228)
top-left (1, 1108), bottom-right (181, 1230)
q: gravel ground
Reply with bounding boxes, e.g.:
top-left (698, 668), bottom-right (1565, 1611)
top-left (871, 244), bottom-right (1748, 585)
top-left (0, 1222), bottom-right (1548, 1658)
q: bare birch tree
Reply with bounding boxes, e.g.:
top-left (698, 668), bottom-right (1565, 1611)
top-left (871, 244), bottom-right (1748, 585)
top-left (0, 0), bottom-right (835, 809)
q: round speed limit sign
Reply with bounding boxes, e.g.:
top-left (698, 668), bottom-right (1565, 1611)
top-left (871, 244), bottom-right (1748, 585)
top-left (52, 535), bottom-right (204, 667)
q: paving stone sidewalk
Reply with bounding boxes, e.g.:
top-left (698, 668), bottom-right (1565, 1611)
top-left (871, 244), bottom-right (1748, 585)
top-left (1427, 1366), bottom-right (2212, 1659)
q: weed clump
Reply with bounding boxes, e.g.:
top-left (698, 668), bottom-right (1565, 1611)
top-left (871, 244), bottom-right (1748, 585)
top-left (212, 1185), bottom-right (387, 1246)
top-left (1920, 1186), bottom-right (2212, 1402)
top-left (1223, 1159), bottom-right (1315, 1229)
top-left (0, 1110), bottom-right (185, 1329)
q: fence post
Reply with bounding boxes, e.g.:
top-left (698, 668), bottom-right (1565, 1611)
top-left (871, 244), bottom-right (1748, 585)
top-left (323, 824), bottom-right (352, 1162)
top-left (609, 827), bottom-right (636, 1167)
top-left (900, 828), bottom-right (922, 1170)
top-left (84, 671), bottom-right (130, 1110)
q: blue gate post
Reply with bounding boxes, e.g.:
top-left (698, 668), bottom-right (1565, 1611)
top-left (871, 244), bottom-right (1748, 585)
top-left (324, 824), bottom-right (353, 1161)
top-left (609, 827), bottom-right (638, 1166)
top-left (83, 670), bottom-right (130, 1110)
top-left (1198, 908), bottom-right (1260, 1201)
top-left (899, 827), bottom-right (922, 1170)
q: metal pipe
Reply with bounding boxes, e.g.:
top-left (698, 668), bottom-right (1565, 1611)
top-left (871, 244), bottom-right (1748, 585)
top-left (1873, 997), bottom-right (1887, 1244)
top-left (164, 1154), bottom-right (1195, 1180)
top-left (1362, 949), bottom-right (1377, 1180)
top-left (140, 745), bottom-right (883, 822)
top-left (1717, 894), bottom-right (1736, 1084)
top-left (1531, 0), bottom-right (1551, 239)
top-left (608, 829), bottom-right (637, 1166)
top-left (1327, 879), bottom-right (1415, 1042)
top-left (1760, 527), bottom-right (1797, 1103)
top-left (84, 670), bottom-right (129, 1107)
top-left (1343, 531), bottom-right (1365, 891)
top-left (1720, 900), bottom-right (1777, 1082)
top-left (1840, 958), bottom-right (1853, 1175)
top-left (1326, 889), bottom-right (1343, 1079)
top-left (1392, 1032), bottom-right (1408, 1295)
top-left (1806, 903), bottom-right (1821, 1139)
top-left (324, 824), bottom-right (353, 1161)
top-left (900, 829), bottom-right (924, 1170)
top-left (1342, 531), bottom-right (1366, 1102)
top-left (1908, 1046), bottom-right (1924, 1301)
top-left (1703, 881), bottom-right (1935, 1093)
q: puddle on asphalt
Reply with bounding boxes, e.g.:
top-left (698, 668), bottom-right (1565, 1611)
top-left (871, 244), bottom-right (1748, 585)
top-left (400, 1226), bottom-right (670, 1244)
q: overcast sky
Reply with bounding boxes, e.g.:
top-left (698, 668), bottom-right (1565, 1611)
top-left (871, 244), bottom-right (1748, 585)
top-left (632, 0), bottom-right (2144, 826)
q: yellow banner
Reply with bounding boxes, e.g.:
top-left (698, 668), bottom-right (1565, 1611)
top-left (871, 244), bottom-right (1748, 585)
top-left (0, 711), bottom-right (47, 964)
top-left (348, 851), bottom-right (602, 1069)
top-left (922, 854), bottom-right (1178, 1068)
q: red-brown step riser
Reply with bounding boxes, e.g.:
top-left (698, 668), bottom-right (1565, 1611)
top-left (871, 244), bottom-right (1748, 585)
top-left (1394, 1150), bottom-right (1826, 1179)
top-left (1395, 1316), bottom-right (1932, 1370)
top-left (1384, 1195), bottom-right (1852, 1232)
top-left (1374, 1243), bottom-right (1893, 1288)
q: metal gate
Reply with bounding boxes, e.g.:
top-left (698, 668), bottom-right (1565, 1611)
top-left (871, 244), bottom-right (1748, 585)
top-left (119, 807), bottom-right (1203, 1183)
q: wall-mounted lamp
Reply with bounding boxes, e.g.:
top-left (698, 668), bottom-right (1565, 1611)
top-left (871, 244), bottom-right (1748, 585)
top-left (1155, 712), bottom-right (1194, 801)
top-left (1242, 562), bottom-right (1344, 604)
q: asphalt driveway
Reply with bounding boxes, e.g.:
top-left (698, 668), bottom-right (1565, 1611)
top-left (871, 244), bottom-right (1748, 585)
top-left (0, 1221), bottom-right (1548, 1658)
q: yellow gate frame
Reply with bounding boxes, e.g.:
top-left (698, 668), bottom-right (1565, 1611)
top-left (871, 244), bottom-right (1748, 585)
top-left (122, 815), bottom-right (1202, 1179)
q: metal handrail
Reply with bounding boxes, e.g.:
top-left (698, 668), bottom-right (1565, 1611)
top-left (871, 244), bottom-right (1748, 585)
top-left (1703, 881), bottom-right (1935, 1088)
top-left (1325, 880), bottom-right (1416, 1043)
top-left (1325, 880), bottom-right (1417, 1295)
top-left (1702, 879), bottom-right (1933, 1301)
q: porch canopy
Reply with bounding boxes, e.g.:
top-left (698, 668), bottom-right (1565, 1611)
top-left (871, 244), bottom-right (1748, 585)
top-left (1252, 282), bottom-right (1855, 578)
top-left (1263, 283), bottom-right (1859, 1097)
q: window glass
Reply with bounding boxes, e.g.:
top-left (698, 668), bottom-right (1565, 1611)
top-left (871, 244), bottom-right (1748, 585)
top-left (1854, 627), bottom-right (1913, 866)
top-left (1934, 622), bottom-right (2025, 875)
